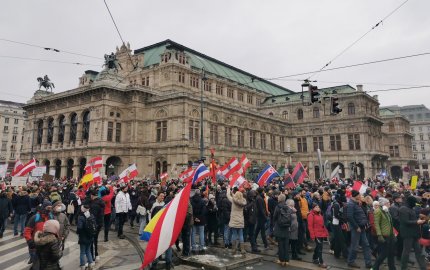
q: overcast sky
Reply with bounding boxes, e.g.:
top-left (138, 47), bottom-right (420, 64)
top-left (1, 0), bottom-right (429, 108)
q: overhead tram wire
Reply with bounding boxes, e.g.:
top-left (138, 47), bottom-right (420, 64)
top-left (0, 38), bottom-right (102, 60)
top-left (366, 85), bottom-right (430, 93)
top-left (306, 0), bottom-right (410, 80)
top-left (0, 55), bottom-right (100, 66)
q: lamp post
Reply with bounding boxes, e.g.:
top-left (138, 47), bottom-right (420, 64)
top-left (200, 68), bottom-right (207, 162)
top-left (284, 145), bottom-right (295, 172)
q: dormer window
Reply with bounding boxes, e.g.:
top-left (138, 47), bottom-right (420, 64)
top-left (162, 52), bottom-right (171, 63)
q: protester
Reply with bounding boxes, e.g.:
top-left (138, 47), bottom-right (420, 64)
top-left (273, 194), bottom-right (291, 266)
top-left (115, 184), bottom-right (131, 239)
top-left (226, 186), bottom-right (247, 255)
top-left (308, 203), bottom-right (328, 268)
top-left (87, 188), bottom-right (105, 262)
top-left (0, 189), bottom-right (13, 238)
top-left (52, 201), bottom-right (70, 251)
top-left (191, 189), bottom-right (206, 254)
top-left (254, 187), bottom-right (269, 250)
top-left (12, 188), bottom-right (30, 236)
top-left (34, 219), bottom-right (63, 270)
top-left (77, 204), bottom-right (95, 270)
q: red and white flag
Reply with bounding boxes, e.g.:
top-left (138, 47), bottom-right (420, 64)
top-left (160, 172), bottom-right (169, 180)
top-left (93, 170), bottom-right (101, 185)
top-left (179, 167), bottom-right (193, 182)
top-left (12, 160), bottom-right (24, 176)
top-left (140, 183), bottom-right (192, 269)
top-left (352, 181), bottom-right (368, 194)
top-left (14, 158), bottom-right (37, 177)
top-left (229, 172), bottom-right (247, 188)
top-left (88, 156), bottom-right (103, 169)
top-left (219, 157), bottom-right (240, 178)
top-left (119, 164), bottom-right (138, 183)
top-left (237, 154), bottom-right (251, 175)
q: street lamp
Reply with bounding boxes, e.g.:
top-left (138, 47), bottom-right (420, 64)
top-left (200, 68), bottom-right (207, 162)
top-left (283, 145), bottom-right (295, 171)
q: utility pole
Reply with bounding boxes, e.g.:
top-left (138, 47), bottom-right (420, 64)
top-left (199, 68), bottom-right (207, 162)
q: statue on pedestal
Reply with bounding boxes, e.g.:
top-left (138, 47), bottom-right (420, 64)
top-left (103, 53), bottom-right (122, 72)
top-left (37, 75), bottom-right (55, 92)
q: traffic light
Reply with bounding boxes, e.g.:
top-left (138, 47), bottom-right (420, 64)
top-left (309, 85), bottom-right (320, 103)
top-left (330, 97), bottom-right (342, 115)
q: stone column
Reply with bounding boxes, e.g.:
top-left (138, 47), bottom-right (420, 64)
top-left (52, 119), bottom-right (59, 145)
top-left (41, 119), bottom-right (48, 146)
top-left (64, 124), bottom-right (70, 145)
top-left (76, 121), bottom-right (83, 145)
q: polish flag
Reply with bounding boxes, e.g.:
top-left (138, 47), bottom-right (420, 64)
top-left (352, 181), bottom-right (368, 194)
top-left (119, 164), bottom-right (138, 183)
top-left (237, 154), bottom-right (251, 175)
top-left (12, 160), bottom-right (24, 176)
top-left (15, 158), bottom-right (37, 177)
top-left (219, 157), bottom-right (240, 178)
top-left (229, 172), bottom-right (247, 188)
top-left (179, 167), bottom-right (194, 182)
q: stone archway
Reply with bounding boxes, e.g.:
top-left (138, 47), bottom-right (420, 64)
top-left (105, 156), bottom-right (122, 176)
top-left (43, 159), bottom-right (50, 174)
top-left (54, 159), bottom-right (61, 179)
top-left (79, 157), bottom-right (87, 179)
top-left (390, 165), bottom-right (403, 180)
top-left (66, 159), bottom-right (74, 179)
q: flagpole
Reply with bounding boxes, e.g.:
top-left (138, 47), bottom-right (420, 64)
top-left (200, 68), bottom-right (207, 161)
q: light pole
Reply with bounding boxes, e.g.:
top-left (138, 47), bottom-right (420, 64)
top-left (199, 68), bottom-right (207, 162)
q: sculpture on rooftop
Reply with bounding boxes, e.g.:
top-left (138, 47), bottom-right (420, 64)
top-left (37, 75), bottom-right (55, 92)
top-left (103, 52), bottom-right (122, 72)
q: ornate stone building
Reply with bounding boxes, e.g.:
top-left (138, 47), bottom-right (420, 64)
top-left (20, 40), bottom-right (413, 182)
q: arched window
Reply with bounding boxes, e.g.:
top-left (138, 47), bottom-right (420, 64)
top-left (70, 113), bottom-right (77, 143)
top-left (388, 122), bottom-right (395, 132)
top-left (282, 111), bottom-right (288, 119)
top-left (313, 107), bottom-right (320, 118)
top-left (348, 103), bottom-right (355, 115)
top-left (58, 115), bottom-right (65, 143)
top-left (47, 118), bottom-right (54, 144)
top-left (82, 111), bottom-right (90, 141)
top-left (297, 109), bottom-right (303, 120)
top-left (37, 119), bottom-right (43, 145)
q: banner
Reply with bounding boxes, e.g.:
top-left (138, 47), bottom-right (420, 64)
top-left (49, 169), bottom-right (56, 176)
top-left (0, 164), bottom-right (8, 178)
top-left (11, 176), bottom-right (27, 186)
top-left (31, 166), bottom-right (46, 177)
top-left (411, 175), bottom-right (418, 190)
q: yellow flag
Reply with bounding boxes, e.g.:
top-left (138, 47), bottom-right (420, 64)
top-left (79, 172), bottom-right (93, 186)
top-left (411, 175), bottom-right (418, 190)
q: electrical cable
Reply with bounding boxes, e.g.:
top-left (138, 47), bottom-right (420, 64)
top-left (366, 85), bottom-right (430, 93)
top-left (0, 38), bottom-right (102, 60)
top-left (0, 55), bottom-right (100, 66)
top-left (306, 0), bottom-right (410, 80)
top-left (267, 52), bottom-right (430, 80)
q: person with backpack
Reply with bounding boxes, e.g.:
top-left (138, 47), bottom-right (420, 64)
top-left (308, 203), bottom-right (328, 268)
top-left (244, 189), bottom-right (258, 252)
top-left (273, 194), bottom-right (292, 266)
top-left (52, 201), bottom-right (70, 251)
top-left (331, 193), bottom-right (348, 259)
top-left (87, 189), bottom-right (105, 262)
top-left (34, 219), bottom-right (63, 270)
top-left (77, 204), bottom-right (95, 270)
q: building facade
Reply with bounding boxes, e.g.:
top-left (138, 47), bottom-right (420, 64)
top-left (0, 100), bottom-right (27, 171)
top-left (20, 40), bottom-right (413, 182)
top-left (383, 105), bottom-right (430, 179)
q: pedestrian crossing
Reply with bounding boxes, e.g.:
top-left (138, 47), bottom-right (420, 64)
top-left (0, 230), bottom-right (79, 270)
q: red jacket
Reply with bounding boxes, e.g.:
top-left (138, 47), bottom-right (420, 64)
top-left (24, 212), bottom-right (54, 241)
top-left (102, 186), bottom-right (114, 215)
top-left (307, 210), bottom-right (329, 240)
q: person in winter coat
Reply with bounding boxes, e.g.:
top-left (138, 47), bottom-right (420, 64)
top-left (87, 189), bottom-right (105, 262)
top-left (389, 192), bottom-right (403, 260)
top-left (226, 187), bottom-right (247, 255)
top-left (372, 197), bottom-right (396, 270)
top-left (218, 188), bottom-right (232, 248)
top-left (273, 194), bottom-right (291, 266)
top-left (0, 190), bottom-right (13, 238)
top-left (191, 189), bottom-right (206, 253)
top-left (128, 186), bottom-right (139, 228)
top-left (181, 201), bottom-right (193, 257)
top-left (77, 204), bottom-right (95, 270)
top-left (206, 193), bottom-right (219, 246)
top-left (308, 203), bottom-right (328, 268)
top-left (254, 187), bottom-right (269, 250)
top-left (286, 198), bottom-right (301, 261)
top-left (34, 219), bottom-right (63, 270)
top-left (399, 195), bottom-right (427, 270)
top-left (49, 187), bottom-right (62, 204)
top-left (12, 189), bottom-right (30, 236)
top-left (101, 185), bottom-right (114, 242)
top-left (52, 201), bottom-right (70, 251)
top-left (244, 190), bottom-right (258, 252)
top-left (115, 184), bottom-right (132, 239)
top-left (331, 192), bottom-right (348, 259)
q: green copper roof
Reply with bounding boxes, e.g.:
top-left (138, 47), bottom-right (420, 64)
top-left (262, 85), bottom-right (357, 104)
top-left (379, 108), bottom-right (396, 117)
top-left (134, 40), bottom-right (293, 96)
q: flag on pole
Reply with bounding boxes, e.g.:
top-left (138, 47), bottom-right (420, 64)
top-left (257, 165), bottom-right (280, 187)
top-left (229, 172), bottom-right (247, 188)
top-left (284, 167), bottom-right (295, 189)
top-left (119, 164), bottom-right (138, 183)
top-left (219, 157), bottom-right (240, 178)
top-left (14, 158), bottom-right (37, 177)
top-left (12, 160), bottom-right (23, 176)
top-left (191, 163), bottom-right (210, 184)
top-left (88, 156), bottom-right (103, 169)
top-left (93, 170), bottom-right (101, 185)
top-left (179, 167), bottom-right (193, 182)
top-left (237, 154), bottom-right (251, 176)
top-left (79, 172), bottom-right (94, 189)
top-left (291, 162), bottom-right (308, 185)
top-left (210, 148), bottom-right (217, 184)
top-left (352, 181), bottom-right (368, 194)
top-left (140, 183), bottom-right (192, 269)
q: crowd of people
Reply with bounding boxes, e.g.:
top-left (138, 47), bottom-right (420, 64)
top-left (0, 174), bottom-right (429, 270)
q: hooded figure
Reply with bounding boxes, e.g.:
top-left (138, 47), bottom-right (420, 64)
top-left (34, 219), bottom-right (63, 270)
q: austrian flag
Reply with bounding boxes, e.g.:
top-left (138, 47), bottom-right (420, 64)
top-left (179, 167), bottom-right (194, 182)
top-left (352, 181), bottom-right (368, 194)
top-left (14, 158), bottom-right (37, 177)
top-left (237, 154), bottom-right (251, 175)
top-left (229, 172), bottom-right (247, 188)
top-left (219, 157), bottom-right (240, 178)
top-left (119, 164), bottom-right (138, 183)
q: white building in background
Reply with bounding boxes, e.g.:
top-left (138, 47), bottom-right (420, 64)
top-left (0, 100), bottom-right (27, 172)
top-left (383, 104), bottom-right (430, 179)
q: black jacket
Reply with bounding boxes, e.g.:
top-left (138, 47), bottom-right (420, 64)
top-left (389, 202), bottom-right (402, 231)
top-left (255, 194), bottom-right (268, 223)
top-left (12, 191), bottom-right (30, 215)
top-left (219, 191), bottom-right (231, 224)
top-left (347, 199), bottom-right (368, 230)
top-left (399, 196), bottom-right (420, 239)
top-left (0, 193), bottom-right (13, 219)
top-left (191, 194), bottom-right (206, 226)
top-left (89, 197), bottom-right (105, 228)
top-left (77, 213), bottom-right (94, 245)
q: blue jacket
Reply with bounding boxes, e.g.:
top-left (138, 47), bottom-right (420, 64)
top-left (347, 200), bottom-right (368, 230)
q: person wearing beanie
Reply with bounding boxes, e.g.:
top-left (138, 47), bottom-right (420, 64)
top-left (399, 196), bottom-right (427, 270)
top-left (87, 188), bottom-right (105, 262)
top-left (346, 190), bottom-right (372, 269)
top-left (52, 201), bottom-right (70, 251)
top-left (331, 192), bottom-right (348, 259)
top-left (307, 203), bottom-right (328, 268)
top-left (77, 204), bottom-right (95, 269)
top-left (389, 192), bottom-right (403, 260)
top-left (34, 219), bottom-right (62, 270)
top-left (273, 193), bottom-right (290, 266)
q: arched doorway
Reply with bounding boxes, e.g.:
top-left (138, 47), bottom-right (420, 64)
top-left (66, 159), bottom-right (74, 179)
top-left (390, 165), bottom-right (403, 180)
top-left (105, 156), bottom-right (122, 176)
top-left (314, 165), bottom-right (320, 180)
top-left (44, 159), bottom-right (50, 174)
top-left (55, 159), bottom-right (61, 179)
top-left (79, 157), bottom-right (87, 178)
top-left (354, 162), bottom-right (364, 180)
top-left (331, 162), bottom-right (345, 179)
top-left (155, 161), bottom-right (161, 179)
